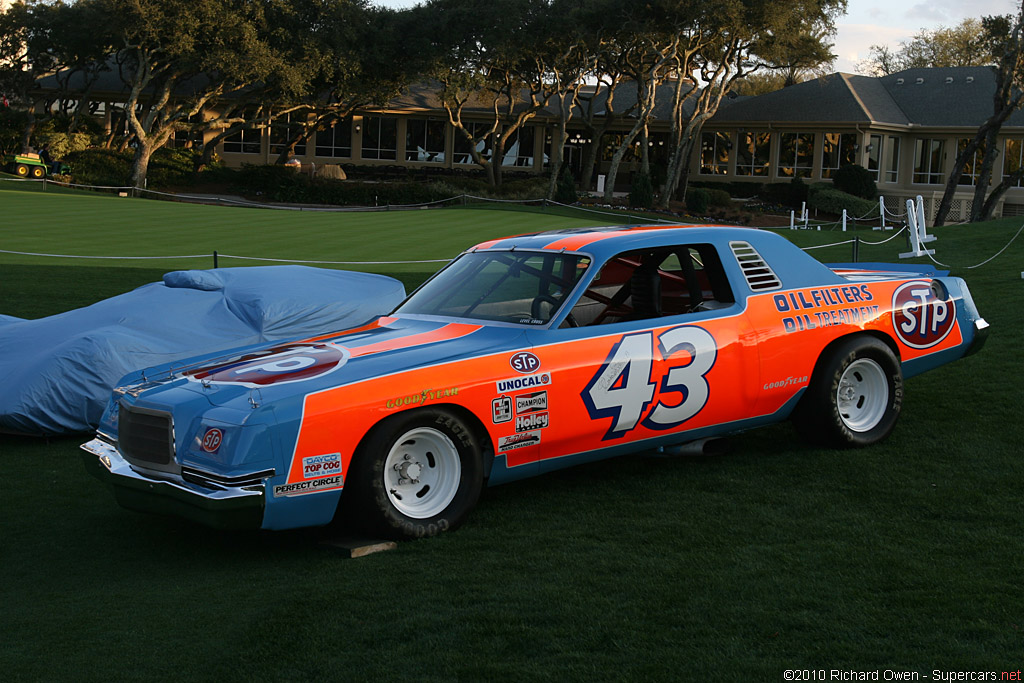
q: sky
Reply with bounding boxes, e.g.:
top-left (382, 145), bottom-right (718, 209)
top-left (372, 0), bottom-right (1021, 74)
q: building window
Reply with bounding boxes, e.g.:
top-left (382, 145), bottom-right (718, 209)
top-left (405, 119), bottom-right (446, 162)
top-left (453, 122), bottom-right (492, 164)
top-left (223, 126), bottom-right (261, 155)
top-left (361, 115), bottom-right (397, 160)
top-left (866, 134), bottom-right (882, 180)
top-left (1003, 138), bottom-right (1024, 188)
top-left (700, 132), bottom-right (731, 175)
top-left (269, 112), bottom-right (307, 157)
top-left (735, 131), bottom-right (770, 176)
top-left (778, 132), bottom-right (814, 178)
top-left (820, 133), bottom-right (857, 178)
top-left (315, 118), bottom-right (352, 158)
top-left (957, 138), bottom-right (986, 186)
top-left (885, 136), bottom-right (900, 183)
top-left (502, 125), bottom-right (535, 167)
top-left (913, 138), bottom-right (944, 184)
top-left (171, 114), bottom-right (204, 150)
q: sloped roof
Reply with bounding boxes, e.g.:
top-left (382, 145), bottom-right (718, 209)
top-left (709, 66), bottom-right (1024, 130)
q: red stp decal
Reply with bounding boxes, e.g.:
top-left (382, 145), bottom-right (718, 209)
top-left (201, 428), bottom-right (223, 453)
top-left (510, 351), bottom-right (541, 373)
top-left (186, 343), bottom-right (350, 386)
top-left (891, 281), bottom-right (955, 349)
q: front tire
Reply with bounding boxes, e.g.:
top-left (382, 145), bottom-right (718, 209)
top-left (344, 408), bottom-right (484, 540)
top-left (795, 336), bottom-right (903, 448)
top-left (30, 165), bottom-right (45, 178)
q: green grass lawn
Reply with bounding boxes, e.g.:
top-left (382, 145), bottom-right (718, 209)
top-left (1, 186), bottom-right (1023, 680)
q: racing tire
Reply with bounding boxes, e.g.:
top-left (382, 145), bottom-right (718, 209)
top-left (30, 165), bottom-right (45, 178)
top-left (794, 336), bottom-right (903, 448)
top-left (14, 164), bottom-right (29, 177)
top-left (344, 408), bottom-right (484, 540)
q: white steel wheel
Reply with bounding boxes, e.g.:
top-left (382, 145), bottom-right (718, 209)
top-left (793, 335), bottom-right (903, 448)
top-left (836, 358), bottom-right (889, 432)
top-left (382, 427), bottom-right (462, 519)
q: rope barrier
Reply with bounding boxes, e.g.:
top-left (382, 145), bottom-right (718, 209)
top-left (926, 221), bottom-right (1024, 270)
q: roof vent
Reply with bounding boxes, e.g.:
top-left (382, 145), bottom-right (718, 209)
top-left (730, 241), bottom-right (782, 291)
top-left (896, 78), bottom-right (904, 85)
top-left (945, 77), bottom-right (954, 84)
top-left (967, 76), bottom-right (974, 83)
top-left (915, 77), bottom-right (924, 84)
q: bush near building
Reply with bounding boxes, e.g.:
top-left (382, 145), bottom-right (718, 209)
top-left (832, 164), bottom-right (878, 200)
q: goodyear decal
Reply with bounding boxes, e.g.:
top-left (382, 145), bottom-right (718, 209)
top-left (386, 387), bottom-right (459, 409)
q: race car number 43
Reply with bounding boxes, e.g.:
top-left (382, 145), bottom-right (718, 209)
top-left (582, 325), bottom-right (717, 440)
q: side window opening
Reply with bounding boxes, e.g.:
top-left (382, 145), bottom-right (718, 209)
top-left (565, 244), bottom-right (734, 327)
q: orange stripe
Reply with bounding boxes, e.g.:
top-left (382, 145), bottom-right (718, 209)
top-left (542, 225), bottom-right (688, 252)
top-left (304, 316), bottom-right (397, 343)
top-left (348, 323), bottom-right (482, 357)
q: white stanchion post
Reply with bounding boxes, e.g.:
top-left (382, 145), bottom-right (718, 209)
top-left (790, 210), bottom-right (795, 230)
top-left (916, 194), bottom-right (936, 244)
top-left (842, 209), bottom-right (847, 232)
top-left (900, 197), bottom-right (935, 258)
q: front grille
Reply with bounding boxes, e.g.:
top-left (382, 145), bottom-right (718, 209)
top-left (182, 467), bottom-right (275, 490)
top-left (118, 402), bottom-right (175, 469)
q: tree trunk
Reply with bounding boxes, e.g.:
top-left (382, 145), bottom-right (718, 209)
top-left (130, 141), bottom-right (153, 189)
top-left (603, 118), bottom-right (644, 202)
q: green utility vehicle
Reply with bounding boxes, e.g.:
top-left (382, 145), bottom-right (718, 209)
top-left (3, 153), bottom-right (69, 178)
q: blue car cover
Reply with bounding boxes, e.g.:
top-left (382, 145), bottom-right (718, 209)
top-left (0, 266), bottom-right (406, 435)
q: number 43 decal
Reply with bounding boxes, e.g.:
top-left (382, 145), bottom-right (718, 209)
top-left (582, 326), bottom-right (717, 440)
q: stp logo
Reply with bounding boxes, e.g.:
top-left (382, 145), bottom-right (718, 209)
top-left (891, 281), bottom-right (955, 349)
top-left (510, 351), bottom-right (541, 374)
top-left (187, 342), bottom-right (350, 387)
top-left (201, 428), bottom-right (223, 453)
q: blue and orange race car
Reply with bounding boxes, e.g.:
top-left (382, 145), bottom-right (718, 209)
top-left (81, 225), bottom-right (988, 539)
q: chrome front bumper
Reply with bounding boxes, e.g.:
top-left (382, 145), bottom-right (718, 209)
top-left (81, 438), bottom-right (265, 529)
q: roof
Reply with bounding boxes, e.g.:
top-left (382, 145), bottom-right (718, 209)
top-left (708, 65), bottom-right (1024, 129)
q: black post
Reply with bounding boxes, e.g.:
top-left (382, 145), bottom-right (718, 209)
top-left (852, 236), bottom-right (860, 263)
top-left (213, 250), bottom-right (218, 268)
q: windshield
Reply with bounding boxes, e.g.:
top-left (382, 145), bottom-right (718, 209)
top-left (395, 250), bottom-right (591, 325)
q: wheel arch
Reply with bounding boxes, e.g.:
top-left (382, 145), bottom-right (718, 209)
top-left (346, 402), bottom-right (496, 485)
top-left (807, 330), bottom-right (901, 385)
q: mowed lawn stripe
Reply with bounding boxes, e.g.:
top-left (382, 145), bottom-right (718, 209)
top-left (1, 187), bottom-right (620, 268)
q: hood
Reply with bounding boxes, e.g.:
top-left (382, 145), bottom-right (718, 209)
top-left (118, 316), bottom-right (528, 415)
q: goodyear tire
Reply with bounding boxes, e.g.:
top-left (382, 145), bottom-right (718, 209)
top-left (795, 336), bottom-right (903, 448)
top-left (14, 164), bottom-right (29, 177)
top-left (30, 165), bottom-right (45, 178)
top-left (344, 408), bottom-right (484, 540)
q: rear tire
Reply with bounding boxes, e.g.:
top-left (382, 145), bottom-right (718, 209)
top-left (14, 164), bottom-right (29, 177)
top-left (795, 336), bottom-right (903, 448)
top-left (343, 408), bottom-right (484, 540)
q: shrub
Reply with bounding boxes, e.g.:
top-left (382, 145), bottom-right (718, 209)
top-left (760, 178), bottom-right (808, 209)
top-left (63, 148), bottom-right (132, 186)
top-left (705, 188), bottom-right (732, 208)
top-left (686, 187), bottom-right (709, 213)
top-left (832, 164), bottom-right (878, 199)
top-left (553, 166), bottom-right (577, 204)
top-left (628, 171), bottom-right (653, 209)
top-left (808, 186), bottom-right (880, 218)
